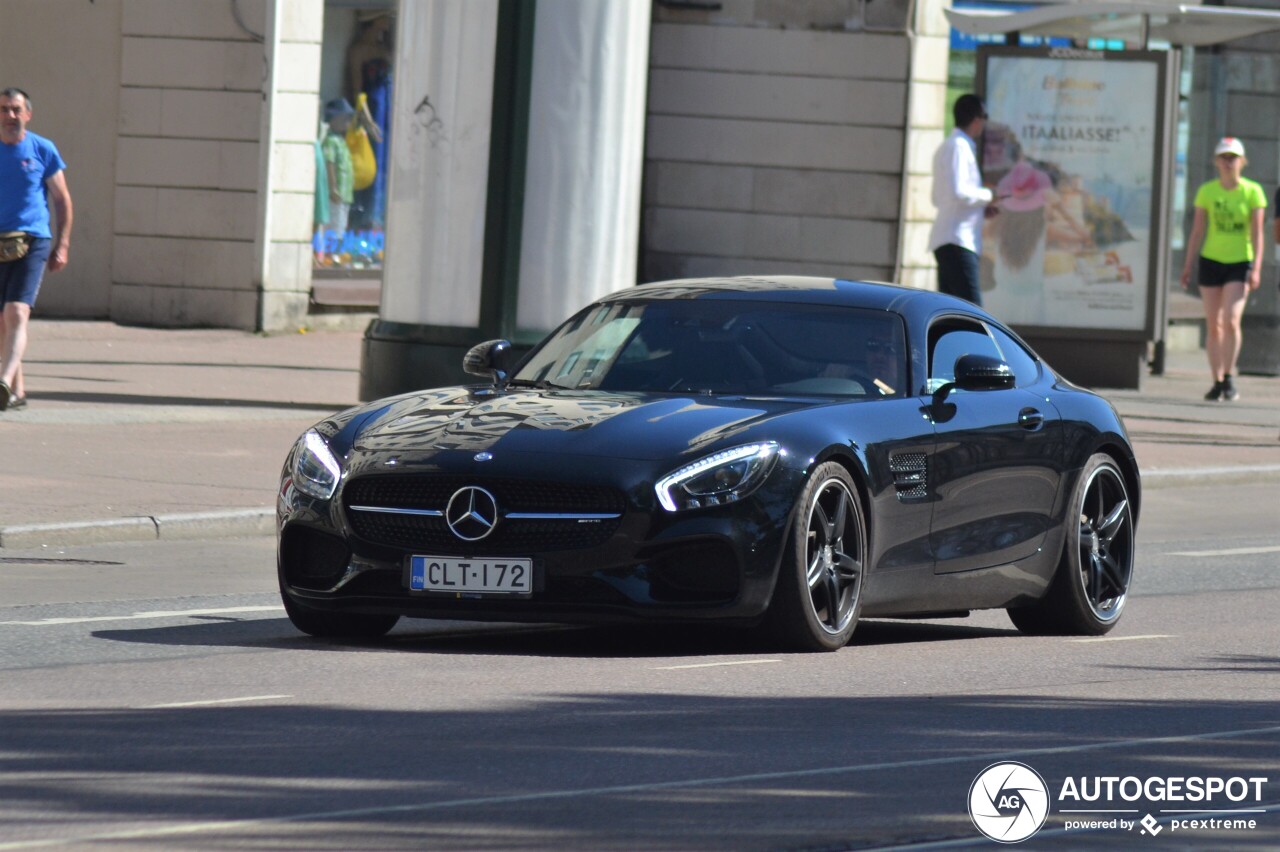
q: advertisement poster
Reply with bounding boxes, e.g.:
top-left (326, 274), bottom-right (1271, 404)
top-left (980, 51), bottom-right (1161, 331)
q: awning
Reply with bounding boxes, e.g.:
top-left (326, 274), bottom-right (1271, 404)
top-left (944, 2), bottom-right (1280, 47)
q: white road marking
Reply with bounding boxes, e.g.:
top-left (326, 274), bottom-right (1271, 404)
top-left (0, 605), bottom-right (283, 627)
top-left (652, 659), bottom-right (780, 670)
top-left (141, 695), bottom-right (293, 709)
top-left (3, 723), bottom-right (1278, 850)
top-left (1068, 634), bottom-right (1174, 643)
top-left (1168, 545), bottom-right (1280, 557)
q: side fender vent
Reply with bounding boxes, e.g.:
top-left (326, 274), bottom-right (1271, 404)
top-left (890, 453), bottom-right (928, 501)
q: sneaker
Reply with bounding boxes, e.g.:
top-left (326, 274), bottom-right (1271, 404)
top-left (1222, 375), bottom-right (1239, 402)
top-left (1204, 380), bottom-right (1224, 401)
top-left (8, 395), bottom-right (25, 410)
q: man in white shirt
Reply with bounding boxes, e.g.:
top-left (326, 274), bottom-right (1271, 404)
top-left (928, 94), bottom-right (994, 305)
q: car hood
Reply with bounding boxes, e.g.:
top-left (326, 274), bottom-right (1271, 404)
top-left (351, 386), bottom-right (813, 461)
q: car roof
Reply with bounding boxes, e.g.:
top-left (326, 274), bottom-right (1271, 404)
top-left (598, 276), bottom-right (986, 320)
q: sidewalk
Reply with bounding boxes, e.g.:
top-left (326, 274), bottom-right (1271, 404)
top-left (0, 320), bottom-right (363, 547)
top-left (1, 319), bottom-right (1278, 548)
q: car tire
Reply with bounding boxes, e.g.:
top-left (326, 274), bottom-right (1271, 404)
top-left (1008, 453), bottom-right (1134, 636)
top-left (281, 589), bottom-right (399, 639)
top-left (766, 462), bottom-right (867, 652)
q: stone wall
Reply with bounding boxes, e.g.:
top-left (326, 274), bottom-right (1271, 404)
top-left (0, 0), bottom-right (123, 319)
top-left (111, 0), bottom-right (266, 327)
top-left (111, 0), bottom-right (320, 330)
top-left (0, 0), bottom-right (324, 331)
top-left (642, 1), bottom-right (919, 284)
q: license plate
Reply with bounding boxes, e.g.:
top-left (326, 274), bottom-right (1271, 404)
top-left (409, 556), bottom-right (533, 597)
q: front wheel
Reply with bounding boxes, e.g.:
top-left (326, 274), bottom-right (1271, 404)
top-left (1008, 453), bottom-right (1134, 635)
top-left (765, 462), bottom-right (867, 651)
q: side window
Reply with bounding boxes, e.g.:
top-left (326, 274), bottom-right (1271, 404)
top-left (988, 324), bottom-right (1042, 387)
top-left (928, 321), bottom-right (1001, 392)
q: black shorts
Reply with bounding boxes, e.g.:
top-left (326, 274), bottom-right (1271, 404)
top-left (1199, 257), bottom-right (1252, 287)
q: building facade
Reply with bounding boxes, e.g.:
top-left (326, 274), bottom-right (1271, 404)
top-left (4, 0), bottom-right (1277, 381)
top-left (1, 0), bottom-right (942, 336)
top-left (3, 0), bottom-right (322, 330)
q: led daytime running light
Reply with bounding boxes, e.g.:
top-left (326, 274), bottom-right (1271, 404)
top-left (294, 430), bottom-right (342, 500)
top-left (656, 442), bottom-right (778, 512)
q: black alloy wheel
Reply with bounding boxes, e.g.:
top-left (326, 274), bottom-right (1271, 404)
top-left (767, 462), bottom-right (867, 651)
top-left (1009, 453), bottom-right (1134, 635)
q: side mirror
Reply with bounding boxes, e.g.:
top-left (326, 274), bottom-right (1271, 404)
top-left (954, 354), bottom-right (1015, 391)
top-left (931, 354), bottom-right (1014, 407)
top-left (463, 339), bottom-right (514, 389)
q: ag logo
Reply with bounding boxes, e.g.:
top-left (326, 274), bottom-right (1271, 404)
top-left (968, 762), bottom-right (1050, 843)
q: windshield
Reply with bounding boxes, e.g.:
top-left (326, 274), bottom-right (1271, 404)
top-left (514, 299), bottom-right (907, 398)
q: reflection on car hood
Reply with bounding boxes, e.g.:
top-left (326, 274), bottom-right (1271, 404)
top-left (351, 386), bottom-right (812, 460)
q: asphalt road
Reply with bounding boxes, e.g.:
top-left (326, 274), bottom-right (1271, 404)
top-left (1, 483), bottom-right (1277, 850)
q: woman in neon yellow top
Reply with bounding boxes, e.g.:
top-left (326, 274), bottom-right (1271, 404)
top-left (1180, 136), bottom-right (1267, 402)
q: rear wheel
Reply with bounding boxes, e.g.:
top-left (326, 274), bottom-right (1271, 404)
top-left (766, 462), bottom-right (867, 651)
top-left (281, 587), bottom-right (399, 639)
top-left (1008, 453), bottom-right (1134, 635)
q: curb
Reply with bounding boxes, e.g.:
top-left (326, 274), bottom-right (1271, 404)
top-left (0, 509), bottom-right (275, 549)
top-left (1141, 465), bottom-right (1280, 489)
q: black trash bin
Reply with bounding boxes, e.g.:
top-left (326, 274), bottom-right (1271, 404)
top-left (1239, 283), bottom-right (1280, 376)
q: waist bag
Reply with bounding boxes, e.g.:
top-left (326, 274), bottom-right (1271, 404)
top-left (0, 232), bottom-right (30, 263)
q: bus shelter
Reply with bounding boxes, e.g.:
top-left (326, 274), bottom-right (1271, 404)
top-left (946, 1), bottom-right (1280, 387)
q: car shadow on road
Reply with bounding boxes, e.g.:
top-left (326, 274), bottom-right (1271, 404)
top-left (92, 617), bottom-right (1018, 659)
top-left (1102, 654), bottom-right (1280, 674)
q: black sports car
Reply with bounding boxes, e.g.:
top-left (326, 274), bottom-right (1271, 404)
top-left (278, 277), bottom-right (1138, 651)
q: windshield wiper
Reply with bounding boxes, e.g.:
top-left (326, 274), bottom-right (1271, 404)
top-left (505, 378), bottom-right (571, 390)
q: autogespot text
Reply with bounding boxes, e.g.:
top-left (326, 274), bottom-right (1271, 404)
top-left (1058, 775), bottom-right (1268, 803)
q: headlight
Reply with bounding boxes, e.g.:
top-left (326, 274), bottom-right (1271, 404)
top-left (292, 430), bottom-right (342, 500)
top-left (655, 442), bottom-right (780, 512)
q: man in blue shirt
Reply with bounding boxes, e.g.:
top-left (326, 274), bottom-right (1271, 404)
top-left (0, 87), bottom-right (73, 411)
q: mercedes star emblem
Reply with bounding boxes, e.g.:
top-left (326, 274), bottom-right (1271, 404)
top-left (445, 486), bottom-right (499, 541)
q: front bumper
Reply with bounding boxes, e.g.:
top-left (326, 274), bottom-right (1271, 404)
top-left (277, 455), bottom-right (803, 625)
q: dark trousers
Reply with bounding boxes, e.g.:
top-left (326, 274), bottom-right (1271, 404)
top-left (933, 243), bottom-right (982, 306)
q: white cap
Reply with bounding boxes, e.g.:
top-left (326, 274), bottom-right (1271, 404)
top-left (1214, 136), bottom-right (1245, 157)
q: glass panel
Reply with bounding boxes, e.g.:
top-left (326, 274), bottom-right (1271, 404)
top-left (314, 3), bottom-right (395, 279)
top-left (929, 326), bottom-right (1000, 392)
top-left (517, 299), bottom-right (907, 398)
top-left (988, 324), bottom-right (1042, 387)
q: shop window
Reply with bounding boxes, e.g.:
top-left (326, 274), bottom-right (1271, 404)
top-left (314, 1), bottom-right (396, 305)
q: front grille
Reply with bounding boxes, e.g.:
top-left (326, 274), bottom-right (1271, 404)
top-left (643, 539), bottom-right (740, 603)
top-left (339, 569), bottom-right (405, 597)
top-left (343, 474), bottom-right (626, 553)
top-left (280, 525), bottom-right (351, 590)
top-left (345, 475), bottom-right (625, 513)
top-left (543, 575), bottom-right (632, 606)
top-left (348, 513), bottom-right (620, 553)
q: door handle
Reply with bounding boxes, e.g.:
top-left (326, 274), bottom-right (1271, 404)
top-left (1018, 407), bottom-right (1044, 430)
